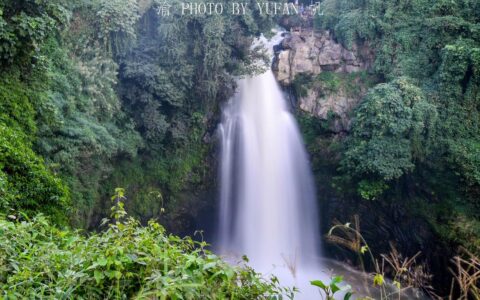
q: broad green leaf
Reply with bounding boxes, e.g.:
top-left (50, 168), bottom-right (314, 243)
top-left (310, 280), bottom-right (327, 289)
top-left (94, 270), bottom-right (104, 284)
top-left (331, 283), bottom-right (340, 294)
top-left (96, 257), bottom-right (108, 266)
top-left (331, 275), bottom-right (344, 284)
top-left (202, 262), bottom-right (216, 271)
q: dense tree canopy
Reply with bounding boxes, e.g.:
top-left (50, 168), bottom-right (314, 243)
top-left (0, 0), bottom-right (275, 228)
top-left (343, 78), bottom-right (436, 182)
top-left (312, 0), bottom-right (480, 255)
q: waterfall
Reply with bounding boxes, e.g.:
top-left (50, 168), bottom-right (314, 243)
top-left (217, 32), bottom-right (327, 297)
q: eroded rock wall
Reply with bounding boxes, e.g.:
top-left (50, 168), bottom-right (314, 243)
top-left (273, 30), bottom-right (373, 132)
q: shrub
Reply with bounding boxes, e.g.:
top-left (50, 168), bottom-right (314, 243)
top-left (0, 125), bottom-right (69, 224)
top-left (342, 78), bottom-right (437, 183)
top-left (0, 205), bottom-right (289, 299)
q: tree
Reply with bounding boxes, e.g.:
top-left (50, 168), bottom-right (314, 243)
top-left (0, 0), bottom-right (67, 67)
top-left (342, 78), bottom-right (437, 199)
top-left (0, 125), bottom-right (69, 224)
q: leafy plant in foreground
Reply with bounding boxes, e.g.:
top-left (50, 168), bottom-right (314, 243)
top-left (310, 276), bottom-right (353, 300)
top-left (326, 219), bottom-right (432, 300)
top-left (0, 190), bottom-right (290, 299)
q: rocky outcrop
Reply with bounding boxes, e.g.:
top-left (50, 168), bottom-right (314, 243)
top-left (274, 30), bottom-right (367, 85)
top-left (299, 88), bottom-right (361, 132)
top-left (273, 30), bottom-right (373, 132)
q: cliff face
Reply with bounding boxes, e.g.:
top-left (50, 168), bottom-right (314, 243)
top-left (273, 30), bottom-right (373, 132)
top-left (273, 31), bottom-right (450, 291)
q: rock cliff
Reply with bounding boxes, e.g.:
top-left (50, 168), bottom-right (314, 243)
top-left (273, 30), bottom-right (374, 132)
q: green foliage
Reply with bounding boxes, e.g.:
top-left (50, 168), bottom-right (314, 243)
top-left (100, 124), bottom-right (209, 231)
top-left (296, 112), bottom-right (331, 145)
top-left (326, 222), bottom-right (423, 300)
top-left (292, 73), bottom-right (313, 98)
top-left (311, 276), bottom-right (353, 300)
top-left (450, 140), bottom-right (480, 188)
top-left (412, 199), bottom-right (480, 257)
top-left (97, 1), bottom-right (277, 228)
top-left (357, 180), bottom-right (388, 201)
top-left (317, 72), bottom-right (342, 94)
top-left (292, 71), bottom-right (378, 116)
top-left (0, 210), bottom-right (287, 299)
top-left (0, 125), bottom-right (69, 224)
top-left (342, 78), bottom-right (437, 182)
top-left (316, 0), bottom-right (480, 256)
top-left (0, 0), bottom-right (277, 229)
top-left (316, 0), bottom-right (480, 80)
top-left (333, 9), bottom-right (376, 50)
top-left (33, 34), bottom-right (143, 227)
top-left (95, 0), bottom-right (140, 47)
top-left (373, 273), bottom-right (384, 287)
top-left (445, 214), bottom-right (480, 252)
top-left (0, 72), bottom-right (36, 135)
top-left (0, 0), bottom-right (67, 67)
top-left (0, 68), bottom-right (69, 224)
top-left (119, 0), bottom-right (275, 147)
top-left (315, 71), bottom-right (377, 98)
top-left (0, 0), bottom-right (150, 228)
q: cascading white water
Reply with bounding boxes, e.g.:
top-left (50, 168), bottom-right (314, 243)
top-left (218, 70), bottom-right (319, 266)
top-left (217, 32), bottom-right (328, 297)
